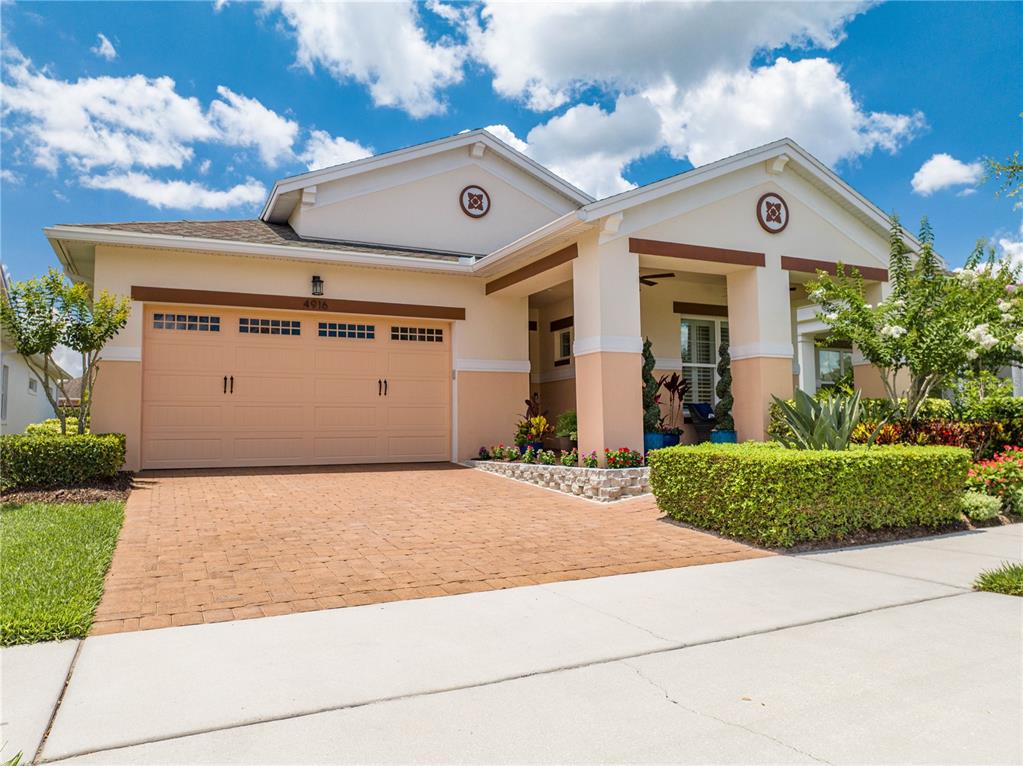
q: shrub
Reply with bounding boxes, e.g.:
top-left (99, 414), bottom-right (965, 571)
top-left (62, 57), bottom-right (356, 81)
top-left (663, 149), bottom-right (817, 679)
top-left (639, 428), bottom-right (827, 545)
top-left (521, 445), bottom-right (536, 464)
top-left (605, 447), bottom-right (644, 469)
top-left (851, 418), bottom-right (1020, 460)
top-left (555, 410), bottom-right (577, 439)
top-left (477, 446), bottom-right (491, 460)
top-left (559, 448), bottom-right (578, 467)
top-left (960, 491), bottom-right (1002, 521)
top-left (1, 434), bottom-right (126, 491)
top-left (772, 389), bottom-right (868, 450)
top-left (537, 449), bottom-right (557, 465)
top-left (769, 396), bottom-right (954, 440)
top-left (966, 446), bottom-right (1023, 503)
top-left (25, 417), bottom-right (88, 436)
top-left (582, 451), bottom-right (599, 468)
top-left (648, 443), bottom-right (969, 547)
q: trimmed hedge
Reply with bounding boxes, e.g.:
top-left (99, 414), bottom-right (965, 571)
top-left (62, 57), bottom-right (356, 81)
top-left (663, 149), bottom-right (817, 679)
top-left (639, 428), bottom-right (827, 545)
top-left (1, 434), bottom-right (126, 491)
top-left (648, 443), bottom-right (970, 547)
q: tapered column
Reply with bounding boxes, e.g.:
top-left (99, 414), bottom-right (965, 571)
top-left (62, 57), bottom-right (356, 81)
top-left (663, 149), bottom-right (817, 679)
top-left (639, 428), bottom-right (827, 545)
top-left (726, 265), bottom-right (794, 440)
top-left (572, 234), bottom-right (644, 462)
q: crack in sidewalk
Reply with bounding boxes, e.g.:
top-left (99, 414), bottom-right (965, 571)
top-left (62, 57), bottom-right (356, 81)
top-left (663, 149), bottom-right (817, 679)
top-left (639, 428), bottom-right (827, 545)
top-left (623, 660), bottom-right (833, 765)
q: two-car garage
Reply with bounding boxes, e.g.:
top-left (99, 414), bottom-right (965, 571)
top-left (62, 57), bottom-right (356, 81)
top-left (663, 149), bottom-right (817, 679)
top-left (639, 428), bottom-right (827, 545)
top-left (140, 304), bottom-right (452, 469)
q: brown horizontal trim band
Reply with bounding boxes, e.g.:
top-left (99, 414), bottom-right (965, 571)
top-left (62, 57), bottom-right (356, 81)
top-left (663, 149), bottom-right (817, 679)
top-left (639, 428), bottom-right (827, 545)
top-left (528, 320), bottom-right (538, 331)
top-left (781, 256), bottom-right (888, 282)
top-left (131, 286), bottom-right (466, 321)
top-left (485, 244), bottom-right (578, 295)
top-left (629, 238), bottom-right (765, 268)
top-left (673, 301), bottom-right (728, 317)
top-left (553, 358), bottom-right (571, 367)
top-left (549, 315), bottom-right (574, 332)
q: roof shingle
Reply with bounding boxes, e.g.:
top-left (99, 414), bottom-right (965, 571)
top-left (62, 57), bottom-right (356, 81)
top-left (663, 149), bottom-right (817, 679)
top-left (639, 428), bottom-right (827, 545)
top-left (59, 220), bottom-right (472, 261)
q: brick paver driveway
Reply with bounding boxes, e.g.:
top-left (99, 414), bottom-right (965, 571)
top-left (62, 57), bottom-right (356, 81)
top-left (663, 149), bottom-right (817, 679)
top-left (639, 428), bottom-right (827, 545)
top-left (93, 464), bottom-right (769, 634)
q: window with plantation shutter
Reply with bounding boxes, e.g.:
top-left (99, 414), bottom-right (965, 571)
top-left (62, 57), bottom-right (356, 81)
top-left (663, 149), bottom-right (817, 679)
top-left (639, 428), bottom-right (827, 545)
top-left (680, 317), bottom-right (729, 406)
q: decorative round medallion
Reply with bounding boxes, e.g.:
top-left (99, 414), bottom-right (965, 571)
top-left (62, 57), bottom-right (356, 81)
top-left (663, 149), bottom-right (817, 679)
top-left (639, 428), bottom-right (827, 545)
top-left (756, 192), bottom-right (789, 233)
top-left (459, 185), bottom-right (491, 218)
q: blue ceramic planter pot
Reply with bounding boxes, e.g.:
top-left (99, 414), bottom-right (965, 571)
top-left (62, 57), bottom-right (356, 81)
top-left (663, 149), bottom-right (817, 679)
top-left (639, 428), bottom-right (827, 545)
top-left (661, 432), bottom-right (681, 447)
top-left (709, 430), bottom-right (737, 443)
top-left (643, 432), bottom-right (665, 451)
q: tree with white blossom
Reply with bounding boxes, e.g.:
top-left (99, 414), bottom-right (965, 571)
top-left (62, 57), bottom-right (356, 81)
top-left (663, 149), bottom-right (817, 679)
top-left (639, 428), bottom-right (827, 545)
top-left (807, 216), bottom-right (1023, 419)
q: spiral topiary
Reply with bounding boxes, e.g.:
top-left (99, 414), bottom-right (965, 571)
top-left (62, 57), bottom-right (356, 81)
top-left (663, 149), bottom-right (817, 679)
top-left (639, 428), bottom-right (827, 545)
top-left (642, 338), bottom-right (661, 432)
top-left (714, 339), bottom-right (734, 431)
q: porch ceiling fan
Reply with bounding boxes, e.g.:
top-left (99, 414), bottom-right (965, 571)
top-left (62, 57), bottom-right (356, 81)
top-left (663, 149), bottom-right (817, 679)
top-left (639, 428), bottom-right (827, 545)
top-left (639, 271), bottom-right (675, 287)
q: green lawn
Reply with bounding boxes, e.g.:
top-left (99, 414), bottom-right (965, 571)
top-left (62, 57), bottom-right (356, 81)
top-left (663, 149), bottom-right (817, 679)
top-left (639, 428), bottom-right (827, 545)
top-left (1, 501), bottom-right (125, 645)
top-left (974, 562), bottom-right (1023, 597)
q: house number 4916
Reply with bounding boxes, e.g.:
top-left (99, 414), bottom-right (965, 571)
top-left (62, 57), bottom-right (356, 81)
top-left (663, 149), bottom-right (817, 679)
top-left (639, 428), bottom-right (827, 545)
top-left (302, 299), bottom-right (329, 310)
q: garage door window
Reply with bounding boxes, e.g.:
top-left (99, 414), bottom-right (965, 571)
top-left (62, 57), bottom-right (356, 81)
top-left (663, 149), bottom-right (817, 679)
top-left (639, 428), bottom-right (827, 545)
top-left (391, 326), bottom-right (443, 342)
top-left (318, 322), bottom-right (375, 339)
top-left (239, 318), bottom-right (301, 336)
top-left (153, 313), bottom-right (221, 332)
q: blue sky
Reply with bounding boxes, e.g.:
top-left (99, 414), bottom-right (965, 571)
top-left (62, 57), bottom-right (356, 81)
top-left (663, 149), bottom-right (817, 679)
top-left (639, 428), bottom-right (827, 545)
top-left (2, 0), bottom-right (1020, 283)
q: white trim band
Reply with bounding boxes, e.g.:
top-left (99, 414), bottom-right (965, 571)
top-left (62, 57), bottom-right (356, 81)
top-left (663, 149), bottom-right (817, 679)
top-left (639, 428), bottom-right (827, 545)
top-left (573, 335), bottom-right (644, 357)
top-left (99, 347), bottom-right (142, 362)
top-left (654, 358), bottom-right (685, 371)
top-left (729, 342), bottom-right (794, 361)
top-left (454, 358), bottom-right (531, 373)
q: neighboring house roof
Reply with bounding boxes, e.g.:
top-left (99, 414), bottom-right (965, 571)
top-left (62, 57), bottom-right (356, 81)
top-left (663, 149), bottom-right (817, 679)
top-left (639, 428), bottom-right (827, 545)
top-left (58, 376), bottom-right (82, 402)
top-left (260, 128), bottom-right (595, 223)
top-left (46, 135), bottom-right (912, 280)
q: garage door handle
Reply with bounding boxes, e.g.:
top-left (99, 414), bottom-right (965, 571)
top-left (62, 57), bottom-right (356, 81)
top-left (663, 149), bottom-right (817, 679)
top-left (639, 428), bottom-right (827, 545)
top-left (378, 379), bottom-right (382, 396)
top-left (230, 376), bottom-right (234, 394)
top-left (223, 375), bottom-right (228, 394)
top-left (384, 379), bottom-right (388, 396)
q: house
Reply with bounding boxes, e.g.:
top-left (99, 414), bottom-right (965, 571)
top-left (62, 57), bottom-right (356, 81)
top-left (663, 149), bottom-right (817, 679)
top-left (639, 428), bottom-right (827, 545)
top-left (57, 376), bottom-right (83, 408)
top-left (45, 132), bottom-right (908, 471)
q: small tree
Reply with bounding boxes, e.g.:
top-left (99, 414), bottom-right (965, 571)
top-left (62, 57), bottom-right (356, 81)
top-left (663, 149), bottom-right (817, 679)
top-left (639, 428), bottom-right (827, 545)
top-left (714, 340), bottom-right (734, 431)
top-left (1, 268), bottom-right (130, 434)
top-left (808, 216), bottom-right (1023, 419)
top-left (641, 338), bottom-right (661, 432)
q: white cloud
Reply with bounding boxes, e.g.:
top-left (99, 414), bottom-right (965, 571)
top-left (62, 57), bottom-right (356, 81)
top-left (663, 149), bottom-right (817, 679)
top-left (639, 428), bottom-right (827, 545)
top-left (208, 86), bottom-right (298, 166)
top-left (911, 153), bottom-right (984, 196)
top-left (2, 50), bottom-right (216, 172)
top-left (198, 158), bottom-right (211, 174)
top-left (298, 129), bottom-right (372, 170)
top-left (470, 1), bottom-right (870, 111)
top-left (0, 168), bottom-right (21, 184)
top-left (486, 95), bottom-right (662, 198)
top-left (999, 222), bottom-right (1023, 269)
top-left (264, 0), bottom-right (464, 117)
top-left (91, 33), bottom-right (117, 61)
top-left (649, 57), bottom-right (924, 167)
top-left (52, 345), bottom-right (83, 378)
top-left (81, 171), bottom-right (265, 209)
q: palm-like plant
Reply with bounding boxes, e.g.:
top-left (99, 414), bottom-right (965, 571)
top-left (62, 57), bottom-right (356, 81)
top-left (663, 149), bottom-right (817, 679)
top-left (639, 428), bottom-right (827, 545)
top-left (772, 389), bottom-right (882, 450)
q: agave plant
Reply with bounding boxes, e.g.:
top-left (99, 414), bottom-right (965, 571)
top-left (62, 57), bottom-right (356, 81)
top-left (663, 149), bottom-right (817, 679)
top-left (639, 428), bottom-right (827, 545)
top-left (771, 389), bottom-right (882, 450)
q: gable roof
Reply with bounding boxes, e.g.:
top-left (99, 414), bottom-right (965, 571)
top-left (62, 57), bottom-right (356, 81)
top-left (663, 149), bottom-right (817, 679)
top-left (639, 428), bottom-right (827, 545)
top-left (260, 128), bottom-right (594, 223)
top-left (478, 138), bottom-right (919, 275)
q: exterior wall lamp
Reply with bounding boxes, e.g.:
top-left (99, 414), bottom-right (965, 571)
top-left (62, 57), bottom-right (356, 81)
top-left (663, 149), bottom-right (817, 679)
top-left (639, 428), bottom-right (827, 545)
top-left (311, 275), bottom-right (324, 296)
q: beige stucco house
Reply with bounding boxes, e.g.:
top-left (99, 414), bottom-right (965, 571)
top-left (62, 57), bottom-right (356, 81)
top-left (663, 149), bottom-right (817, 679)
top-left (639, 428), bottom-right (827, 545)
top-left (45, 131), bottom-right (908, 471)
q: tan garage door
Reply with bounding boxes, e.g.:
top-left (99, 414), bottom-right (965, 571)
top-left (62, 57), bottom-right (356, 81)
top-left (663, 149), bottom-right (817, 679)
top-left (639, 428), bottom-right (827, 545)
top-left (141, 306), bottom-right (451, 469)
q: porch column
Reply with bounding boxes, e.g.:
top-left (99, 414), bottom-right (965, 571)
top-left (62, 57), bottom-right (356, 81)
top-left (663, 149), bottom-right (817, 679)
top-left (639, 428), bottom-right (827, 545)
top-left (797, 336), bottom-right (817, 393)
top-left (852, 282), bottom-right (891, 398)
top-left (572, 234), bottom-right (643, 462)
top-left (726, 265), bottom-right (794, 440)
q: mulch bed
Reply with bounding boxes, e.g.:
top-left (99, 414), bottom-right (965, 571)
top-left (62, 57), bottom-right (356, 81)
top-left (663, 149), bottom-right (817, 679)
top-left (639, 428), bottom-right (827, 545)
top-left (661, 512), bottom-right (1020, 554)
top-left (0, 472), bottom-right (135, 506)
top-left (783, 514), bottom-right (1020, 553)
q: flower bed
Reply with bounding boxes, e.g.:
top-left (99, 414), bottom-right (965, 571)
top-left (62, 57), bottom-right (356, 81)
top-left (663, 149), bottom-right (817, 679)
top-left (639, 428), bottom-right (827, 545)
top-left (470, 460), bottom-right (650, 502)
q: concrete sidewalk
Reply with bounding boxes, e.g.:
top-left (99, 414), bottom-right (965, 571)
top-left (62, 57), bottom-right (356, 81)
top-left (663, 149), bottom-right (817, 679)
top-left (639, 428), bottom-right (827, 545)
top-left (4, 525), bottom-right (1020, 764)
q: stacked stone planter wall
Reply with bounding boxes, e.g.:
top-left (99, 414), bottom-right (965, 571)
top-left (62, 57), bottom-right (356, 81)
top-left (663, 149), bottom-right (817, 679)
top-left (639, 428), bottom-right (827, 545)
top-left (468, 460), bottom-right (650, 502)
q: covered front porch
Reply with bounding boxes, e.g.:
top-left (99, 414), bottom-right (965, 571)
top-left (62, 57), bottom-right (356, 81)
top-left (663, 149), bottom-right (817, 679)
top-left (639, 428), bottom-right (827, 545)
top-left (483, 229), bottom-right (874, 463)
